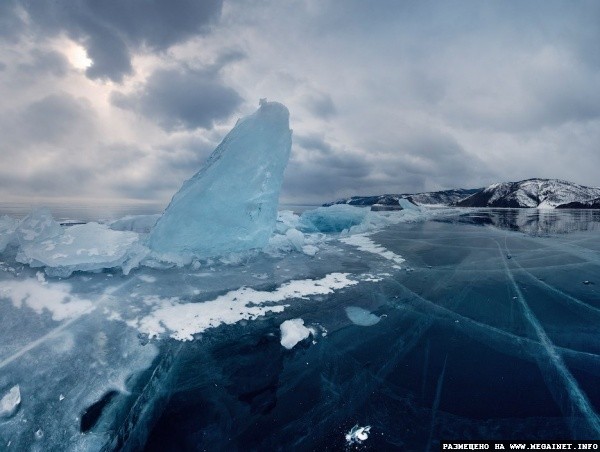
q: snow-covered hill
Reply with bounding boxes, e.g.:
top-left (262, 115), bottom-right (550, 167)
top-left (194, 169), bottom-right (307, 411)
top-left (456, 179), bottom-right (600, 209)
top-left (324, 188), bottom-right (479, 208)
top-left (556, 197), bottom-right (600, 209)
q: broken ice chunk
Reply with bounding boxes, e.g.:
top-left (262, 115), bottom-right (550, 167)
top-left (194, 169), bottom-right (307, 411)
top-left (16, 222), bottom-right (144, 277)
top-left (0, 385), bottom-right (21, 419)
top-left (345, 424), bottom-right (371, 445)
top-left (299, 204), bottom-right (368, 233)
top-left (280, 318), bottom-right (313, 349)
top-left (15, 208), bottom-right (62, 244)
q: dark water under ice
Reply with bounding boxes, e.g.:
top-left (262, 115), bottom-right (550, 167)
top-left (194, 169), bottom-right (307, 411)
top-left (142, 209), bottom-right (600, 450)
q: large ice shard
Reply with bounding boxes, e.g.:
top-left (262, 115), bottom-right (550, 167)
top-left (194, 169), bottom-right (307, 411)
top-left (148, 100), bottom-right (292, 257)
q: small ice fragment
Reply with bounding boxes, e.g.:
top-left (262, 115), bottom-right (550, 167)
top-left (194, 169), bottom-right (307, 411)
top-left (35, 429), bottom-right (44, 439)
top-left (583, 280), bottom-right (593, 285)
top-left (345, 424), bottom-right (371, 445)
top-left (59, 394), bottom-right (65, 401)
top-left (280, 318), bottom-right (312, 349)
top-left (0, 385), bottom-right (21, 418)
top-left (36, 271), bottom-right (46, 284)
top-left (345, 306), bottom-right (381, 326)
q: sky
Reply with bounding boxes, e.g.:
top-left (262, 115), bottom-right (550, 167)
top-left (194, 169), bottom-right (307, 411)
top-left (0, 0), bottom-right (599, 205)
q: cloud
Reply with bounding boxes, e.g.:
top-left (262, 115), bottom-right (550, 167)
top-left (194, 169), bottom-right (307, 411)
top-left (14, 93), bottom-right (96, 145)
top-left (303, 92), bottom-right (336, 119)
top-left (17, 49), bottom-right (70, 78)
top-left (111, 66), bottom-right (243, 131)
top-left (8, 0), bottom-right (223, 82)
top-left (1, 0), bottom-right (600, 205)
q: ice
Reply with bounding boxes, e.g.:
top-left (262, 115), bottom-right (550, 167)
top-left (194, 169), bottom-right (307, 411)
top-left (0, 215), bottom-right (19, 253)
top-left (109, 214), bottom-right (161, 233)
top-left (345, 424), bottom-right (371, 445)
top-left (299, 204), bottom-right (369, 233)
top-left (0, 385), bottom-right (20, 419)
top-left (148, 100), bottom-right (292, 258)
top-left (16, 222), bottom-right (145, 277)
top-left (280, 318), bottom-right (313, 349)
top-left (344, 306), bottom-right (381, 326)
top-left (15, 208), bottom-right (62, 244)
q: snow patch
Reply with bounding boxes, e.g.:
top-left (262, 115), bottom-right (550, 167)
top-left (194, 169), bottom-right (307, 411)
top-left (133, 273), bottom-right (357, 341)
top-left (0, 278), bottom-right (94, 321)
top-left (340, 234), bottom-right (405, 265)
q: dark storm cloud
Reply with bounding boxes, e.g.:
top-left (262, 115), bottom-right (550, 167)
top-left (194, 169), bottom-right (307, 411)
top-left (8, 0), bottom-right (223, 82)
top-left (0, 0), bottom-right (23, 42)
top-left (111, 66), bottom-right (243, 131)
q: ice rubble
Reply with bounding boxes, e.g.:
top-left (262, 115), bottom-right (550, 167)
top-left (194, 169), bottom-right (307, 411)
top-left (148, 100), bottom-right (292, 257)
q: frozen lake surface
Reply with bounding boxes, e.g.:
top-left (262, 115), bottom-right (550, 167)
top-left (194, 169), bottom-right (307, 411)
top-left (0, 208), bottom-right (599, 450)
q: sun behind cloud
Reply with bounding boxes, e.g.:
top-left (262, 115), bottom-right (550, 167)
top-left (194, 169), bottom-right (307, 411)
top-left (66, 42), bottom-right (93, 70)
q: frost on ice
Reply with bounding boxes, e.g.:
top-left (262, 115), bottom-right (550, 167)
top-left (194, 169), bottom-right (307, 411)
top-left (148, 100), bottom-right (292, 257)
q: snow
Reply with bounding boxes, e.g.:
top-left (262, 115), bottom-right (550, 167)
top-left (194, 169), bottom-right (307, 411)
top-left (0, 278), bottom-right (94, 321)
top-left (469, 179), bottom-right (600, 208)
top-left (0, 385), bottom-right (20, 419)
top-left (280, 318), bottom-right (313, 349)
top-left (340, 233), bottom-right (405, 265)
top-left (148, 100), bottom-right (292, 258)
top-left (345, 306), bottom-right (381, 326)
top-left (133, 273), bottom-right (357, 341)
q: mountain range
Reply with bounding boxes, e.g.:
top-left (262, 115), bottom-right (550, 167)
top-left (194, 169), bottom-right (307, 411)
top-left (325, 179), bottom-right (600, 209)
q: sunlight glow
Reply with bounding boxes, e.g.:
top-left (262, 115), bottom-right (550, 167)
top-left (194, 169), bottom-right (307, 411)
top-left (67, 44), bottom-right (93, 70)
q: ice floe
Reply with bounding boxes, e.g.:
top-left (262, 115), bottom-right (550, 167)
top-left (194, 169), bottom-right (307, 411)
top-left (345, 306), bottom-right (381, 326)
